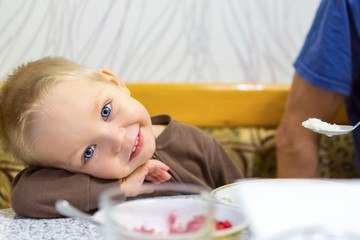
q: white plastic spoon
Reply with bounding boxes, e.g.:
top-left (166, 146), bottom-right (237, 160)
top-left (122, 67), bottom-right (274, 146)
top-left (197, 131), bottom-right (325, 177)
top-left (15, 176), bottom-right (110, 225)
top-left (302, 118), bottom-right (360, 137)
top-left (55, 199), bottom-right (100, 225)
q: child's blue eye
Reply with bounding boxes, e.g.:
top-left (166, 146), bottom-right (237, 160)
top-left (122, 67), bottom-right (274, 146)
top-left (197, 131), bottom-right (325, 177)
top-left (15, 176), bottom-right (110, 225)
top-left (84, 146), bottom-right (95, 160)
top-left (101, 103), bottom-right (111, 120)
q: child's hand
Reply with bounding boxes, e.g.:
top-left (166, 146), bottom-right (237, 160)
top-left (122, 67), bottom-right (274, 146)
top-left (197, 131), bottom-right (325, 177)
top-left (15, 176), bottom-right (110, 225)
top-left (119, 160), bottom-right (171, 196)
top-left (145, 159), bottom-right (171, 183)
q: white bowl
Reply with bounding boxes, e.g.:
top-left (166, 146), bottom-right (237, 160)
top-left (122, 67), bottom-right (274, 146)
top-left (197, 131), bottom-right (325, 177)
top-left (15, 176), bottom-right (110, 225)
top-left (94, 197), bottom-right (248, 239)
top-left (213, 203), bottom-right (248, 239)
top-left (211, 182), bottom-right (244, 207)
top-left (211, 179), bottom-right (335, 208)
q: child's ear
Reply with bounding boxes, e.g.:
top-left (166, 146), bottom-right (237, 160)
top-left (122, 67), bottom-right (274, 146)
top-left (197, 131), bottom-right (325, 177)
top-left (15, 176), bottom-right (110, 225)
top-left (100, 70), bottom-right (131, 95)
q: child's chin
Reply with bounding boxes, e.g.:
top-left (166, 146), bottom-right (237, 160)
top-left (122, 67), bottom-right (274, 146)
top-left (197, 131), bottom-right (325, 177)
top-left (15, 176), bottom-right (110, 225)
top-left (131, 155), bottom-right (150, 169)
top-left (143, 143), bottom-right (156, 159)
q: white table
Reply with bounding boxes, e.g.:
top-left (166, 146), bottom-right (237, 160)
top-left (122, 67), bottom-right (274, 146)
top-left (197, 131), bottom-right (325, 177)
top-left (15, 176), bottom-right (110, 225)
top-left (0, 208), bottom-right (101, 240)
top-left (0, 207), bottom-right (251, 240)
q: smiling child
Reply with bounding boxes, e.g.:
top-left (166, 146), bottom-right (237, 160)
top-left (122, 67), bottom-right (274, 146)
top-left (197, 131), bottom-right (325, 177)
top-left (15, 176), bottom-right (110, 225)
top-left (0, 57), bottom-right (243, 218)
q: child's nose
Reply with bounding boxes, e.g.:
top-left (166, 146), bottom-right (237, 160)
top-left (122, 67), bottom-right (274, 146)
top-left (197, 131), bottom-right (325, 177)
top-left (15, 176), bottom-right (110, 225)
top-left (111, 127), bottom-right (127, 152)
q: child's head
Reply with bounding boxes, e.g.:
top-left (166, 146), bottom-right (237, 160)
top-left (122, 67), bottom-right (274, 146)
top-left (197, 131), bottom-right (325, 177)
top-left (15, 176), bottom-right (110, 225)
top-left (0, 57), bottom-right (155, 179)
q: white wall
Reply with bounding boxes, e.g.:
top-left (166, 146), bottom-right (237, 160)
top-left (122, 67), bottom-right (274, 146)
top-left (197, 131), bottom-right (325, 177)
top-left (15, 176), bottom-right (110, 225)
top-left (0, 0), bottom-right (320, 83)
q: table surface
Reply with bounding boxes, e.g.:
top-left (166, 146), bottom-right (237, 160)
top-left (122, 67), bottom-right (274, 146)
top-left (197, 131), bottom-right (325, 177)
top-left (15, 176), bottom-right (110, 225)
top-left (0, 207), bottom-right (251, 240)
top-left (0, 208), bottom-right (101, 240)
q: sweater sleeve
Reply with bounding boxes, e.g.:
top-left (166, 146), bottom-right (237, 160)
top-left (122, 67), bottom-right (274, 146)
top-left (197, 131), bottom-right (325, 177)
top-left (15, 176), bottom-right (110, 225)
top-left (11, 166), bottom-right (119, 219)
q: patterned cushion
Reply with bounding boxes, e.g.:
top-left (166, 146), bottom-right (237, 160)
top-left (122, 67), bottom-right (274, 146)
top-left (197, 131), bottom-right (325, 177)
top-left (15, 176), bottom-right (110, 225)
top-left (318, 134), bottom-right (358, 178)
top-left (0, 153), bottom-right (25, 209)
top-left (0, 127), bottom-right (358, 209)
top-left (202, 127), bottom-right (358, 178)
top-left (202, 127), bottom-right (277, 178)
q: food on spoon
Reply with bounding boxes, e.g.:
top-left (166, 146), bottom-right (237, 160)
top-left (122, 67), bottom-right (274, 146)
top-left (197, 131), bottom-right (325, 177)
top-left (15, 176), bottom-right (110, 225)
top-left (302, 118), bottom-right (340, 131)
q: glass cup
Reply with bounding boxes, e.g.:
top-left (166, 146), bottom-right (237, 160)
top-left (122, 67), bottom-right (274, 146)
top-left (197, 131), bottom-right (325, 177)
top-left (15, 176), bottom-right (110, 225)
top-left (98, 183), bottom-right (214, 240)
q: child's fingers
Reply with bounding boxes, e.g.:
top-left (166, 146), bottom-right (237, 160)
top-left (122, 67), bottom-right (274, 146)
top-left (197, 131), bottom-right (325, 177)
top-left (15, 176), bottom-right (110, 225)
top-left (145, 169), bottom-right (171, 183)
top-left (148, 159), bottom-right (169, 171)
top-left (144, 159), bottom-right (171, 183)
top-left (158, 162), bottom-right (170, 171)
top-left (154, 171), bottom-right (171, 182)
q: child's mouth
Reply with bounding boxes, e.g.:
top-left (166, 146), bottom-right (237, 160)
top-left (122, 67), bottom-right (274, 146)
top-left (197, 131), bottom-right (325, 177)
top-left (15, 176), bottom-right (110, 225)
top-left (129, 129), bottom-right (143, 161)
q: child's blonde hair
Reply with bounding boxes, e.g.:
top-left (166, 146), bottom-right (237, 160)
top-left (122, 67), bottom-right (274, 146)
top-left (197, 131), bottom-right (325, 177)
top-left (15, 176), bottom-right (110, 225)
top-left (0, 57), bottom-right (107, 166)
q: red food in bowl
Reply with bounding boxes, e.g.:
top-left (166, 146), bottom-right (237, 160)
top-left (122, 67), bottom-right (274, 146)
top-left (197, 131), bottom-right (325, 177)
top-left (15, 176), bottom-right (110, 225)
top-left (215, 220), bottom-right (232, 230)
top-left (133, 213), bottom-right (232, 235)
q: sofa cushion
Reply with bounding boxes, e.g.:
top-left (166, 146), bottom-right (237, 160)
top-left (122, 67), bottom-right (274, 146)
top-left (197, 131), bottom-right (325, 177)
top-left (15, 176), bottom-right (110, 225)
top-left (318, 134), bottom-right (358, 178)
top-left (0, 153), bottom-right (25, 209)
top-left (202, 127), bottom-right (358, 179)
top-left (202, 127), bottom-right (277, 178)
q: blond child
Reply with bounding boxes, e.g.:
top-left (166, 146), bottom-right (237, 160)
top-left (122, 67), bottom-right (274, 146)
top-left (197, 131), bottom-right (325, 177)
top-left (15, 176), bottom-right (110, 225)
top-left (0, 57), bottom-right (243, 218)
